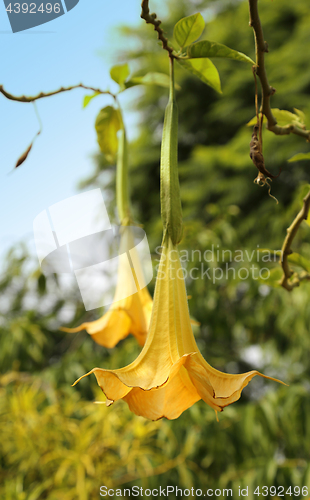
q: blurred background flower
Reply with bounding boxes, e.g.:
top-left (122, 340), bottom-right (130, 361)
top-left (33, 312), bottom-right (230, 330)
top-left (61, 227), bottom-right (153, 348)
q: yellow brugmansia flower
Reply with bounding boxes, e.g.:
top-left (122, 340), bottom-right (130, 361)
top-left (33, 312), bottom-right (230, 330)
top-left (73, 236), bottom-right (284, 420)
top-left (62, 102), bottom-right (153, 348)
top-left (62, 228), bottom-right (153, 348)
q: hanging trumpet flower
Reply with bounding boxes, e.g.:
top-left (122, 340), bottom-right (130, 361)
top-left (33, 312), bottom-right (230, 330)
top-left (61, 233), bottom-right (152, 347)
top-left (73, 57), bottom-right (284, 420)
top-left (62, 107), bottom-right (152, 348)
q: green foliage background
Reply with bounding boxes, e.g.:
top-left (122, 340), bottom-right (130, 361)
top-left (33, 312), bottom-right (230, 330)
top-left (1, 0), bottom-right (310, 498)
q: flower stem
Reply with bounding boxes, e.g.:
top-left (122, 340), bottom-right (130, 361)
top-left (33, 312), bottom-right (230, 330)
top-left (116, 106), bottom-right (131, 225)
top-left (160, 57), bottom-right (183, 245)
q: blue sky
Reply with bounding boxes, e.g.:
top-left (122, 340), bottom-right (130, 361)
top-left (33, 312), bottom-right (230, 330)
top-left (0, 0), bottom-right (146, 261)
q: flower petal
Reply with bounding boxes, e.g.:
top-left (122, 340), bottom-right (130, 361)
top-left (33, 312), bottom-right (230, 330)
top-left (185, 355), bottom-right (286, 410)
top-left (61, 286), bottom-right (152, 348)
top-left (72, 354), bottom-right (194, 409)
top-left (61, 308), bottom-right (132, 348)
top-left (124, 366), bottom-right (200, 420)
top-left (73, 236), bottom-right (285, 420)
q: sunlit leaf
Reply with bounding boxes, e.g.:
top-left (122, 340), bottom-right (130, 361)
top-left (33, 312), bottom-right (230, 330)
top-left (248, 108), bottom-right (305, 127)
top-left (260, 400), bottom-right (278, 435)
top-left (178, 462), bottom-right (194, 489)
top-left (184, 40), bottom-right (254, 64)
top-left (288, 152), bottom-right (310, 163)
top-left (174, 13), bottom-right (205, 49)
top-left (83, 92), bottom-right (100, 108)
top-left (124, 72), bottom-right (180, 90)
top-left (287, 253), bottom-right (310, 272)
top-left (299, 183), bottom-right (310, 198)
top-left (110, 63), bottom-right (130, 88)
top-left (272, 109), bottom-right (301, 125)
top-left (259, 267), bottom-right (282, 287)
top-left (247, 116), bottom-right (259, 126)
top-left (272, 108), bottom-right (305, 127)
top-left (95, 106), bottom-right (121, 163)
top-left (178, 58), bottom-right (222, 94)
top-left (293, 107), bottom-right (306, 123)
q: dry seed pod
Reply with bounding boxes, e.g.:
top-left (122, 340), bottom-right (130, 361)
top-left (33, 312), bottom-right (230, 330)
top-left (249, 124), bottom-right (281, 179)
top-left (14, 131), bottom-right (40, 169)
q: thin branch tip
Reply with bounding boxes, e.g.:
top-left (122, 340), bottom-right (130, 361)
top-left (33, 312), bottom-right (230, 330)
top-left (141, 0), bottom-right (175, 57)
top-left (0, 83), bottom-right (116, 103)
top-left (280, 189), bottom-right (310, 291)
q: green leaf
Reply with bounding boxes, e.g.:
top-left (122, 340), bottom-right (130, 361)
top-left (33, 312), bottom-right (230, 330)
top-left (293, 107), bottom-right (306, 123)
top-left (287, 253), bottom-right (310, 272)
top-left (247, 115), bottom-right (259, 126)
top-left (110, 63), bottom-right (130, 89)
top-left (272, 109), bottom-right (299, 125)
top-left (124, 72), bottom-right (180, 90)
top-left (37, 273), bottom-right (46, 295)
top-left (185, 40), bottom-right (254, 64)
top-left (288, 152), bottom-right (310, 163)
top-left (299, 183), bottom-right (310, 198)
top-left (247, 108), bottom-right (306, 127)
top-left (258, 267), bottom-right (282, 287)
top-left (272, 108), bottom-right (305, 127)
top-left (83, 92), bottom-right (100, 108)
top-left (174, 13), bottom-right (205, 49)
top-left (178, 58), bottom-right (222, 94)
top-left (95, 106), bottom-right (121, 163)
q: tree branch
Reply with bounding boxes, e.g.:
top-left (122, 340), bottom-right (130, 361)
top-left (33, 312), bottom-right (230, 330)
top-left (280, 190), bottom-right (310, 291)
top-left (248, 0), bottom-right (310, 289)
top-left (0, 84), bottom-right (116, 103)
top-left (248, 0), bottom-right (310, 142)
top-left (140, 0), bottom-right (175, 58)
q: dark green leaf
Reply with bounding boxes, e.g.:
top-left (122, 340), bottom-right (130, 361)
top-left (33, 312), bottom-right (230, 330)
top-left (37, 273), bottom-right (46, 295)
top-left (288, 152), bottom-right (310, 163)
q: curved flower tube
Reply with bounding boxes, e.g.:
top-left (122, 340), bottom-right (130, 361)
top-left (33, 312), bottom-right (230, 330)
top-left (73, 237), bottom-right (284, 420)
top-left (62, 228), bottom-right (152, 348)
